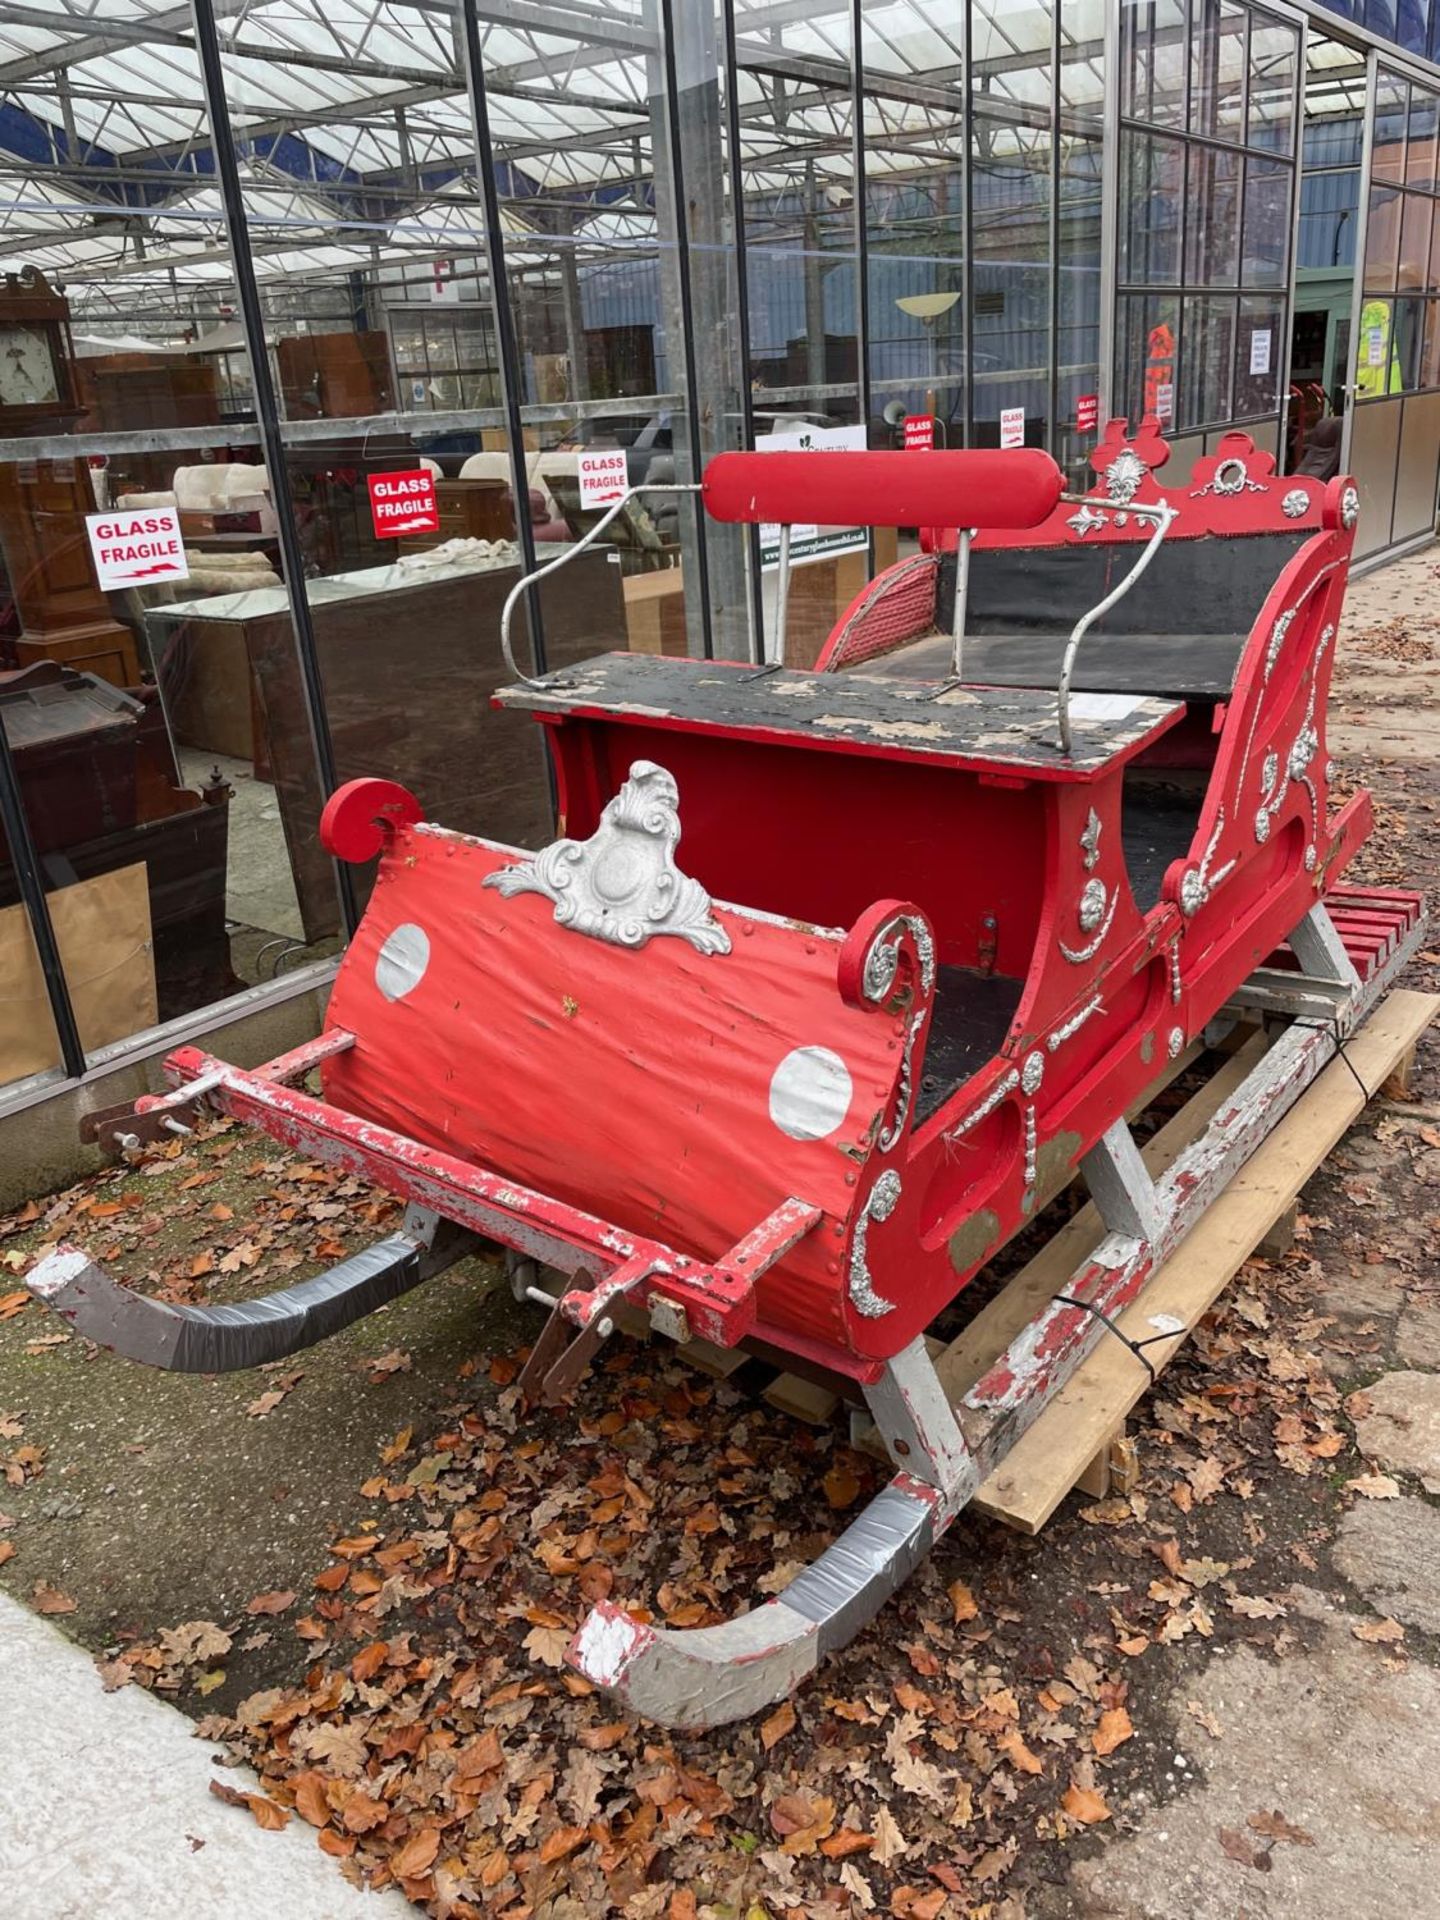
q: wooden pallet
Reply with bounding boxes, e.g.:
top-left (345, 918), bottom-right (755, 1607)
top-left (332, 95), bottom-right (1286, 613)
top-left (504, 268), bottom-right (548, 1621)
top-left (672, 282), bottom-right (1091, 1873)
top-left (965, 986), bottom-right (1436, 1531)
top-left (543, 986), bottom-right (1436, 1536)
top-left (758, 988), bottom-right (1436, 1527)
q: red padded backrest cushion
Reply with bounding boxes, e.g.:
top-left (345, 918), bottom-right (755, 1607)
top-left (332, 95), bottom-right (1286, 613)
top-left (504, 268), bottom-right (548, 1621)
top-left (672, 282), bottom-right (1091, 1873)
top-left (703, 448), bottom-right (1064, 531)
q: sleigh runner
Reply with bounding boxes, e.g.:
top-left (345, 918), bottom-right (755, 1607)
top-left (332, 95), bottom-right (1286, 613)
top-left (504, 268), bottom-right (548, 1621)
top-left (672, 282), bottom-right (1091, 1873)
top-left (28, 426), bottom-right (1428, 1728)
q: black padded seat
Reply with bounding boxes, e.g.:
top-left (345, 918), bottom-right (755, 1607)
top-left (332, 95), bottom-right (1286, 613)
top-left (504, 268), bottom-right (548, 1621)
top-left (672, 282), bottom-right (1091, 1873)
top-left (867, 630), bottom-right (1247, 701)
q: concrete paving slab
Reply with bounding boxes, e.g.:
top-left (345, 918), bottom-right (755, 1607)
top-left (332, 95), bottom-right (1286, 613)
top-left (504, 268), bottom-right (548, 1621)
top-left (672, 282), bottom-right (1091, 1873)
top-left (1067, 1594), bottom-right (1440, 1919)
top-left (1333, 1496), bottom-right (1440, 1635)
top-left (1396, 1303), bottom-right (1440, 1370)
top-left (0, 1592), bottom-right (410, 1920)
top-left (1352, 1370), bottom-right (1440, 1493)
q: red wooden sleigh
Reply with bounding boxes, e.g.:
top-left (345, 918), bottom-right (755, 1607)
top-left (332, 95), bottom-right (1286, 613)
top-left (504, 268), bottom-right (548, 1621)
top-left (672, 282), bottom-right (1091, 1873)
top-left (28, 423), bottom-right (1424, 1730)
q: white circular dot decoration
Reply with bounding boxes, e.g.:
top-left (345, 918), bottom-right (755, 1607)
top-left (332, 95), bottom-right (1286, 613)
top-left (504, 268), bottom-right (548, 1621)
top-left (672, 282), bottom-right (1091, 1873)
top-left (768, 1046), bottom-right (853, 1142)
top-left (374, 922), bottom-right (430, 1002)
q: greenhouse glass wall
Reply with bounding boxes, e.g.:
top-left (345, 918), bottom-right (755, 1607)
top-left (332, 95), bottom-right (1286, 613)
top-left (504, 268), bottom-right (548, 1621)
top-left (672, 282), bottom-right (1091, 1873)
top-left (0, 0), bottom-right (1435, 1110)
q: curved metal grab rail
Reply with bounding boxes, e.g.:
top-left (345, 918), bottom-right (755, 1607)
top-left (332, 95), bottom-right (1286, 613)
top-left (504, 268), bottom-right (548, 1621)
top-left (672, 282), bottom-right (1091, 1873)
top-left (499, 481), bottom-right (703, 688)
top-left (1055, 495), bottom-right (1177, 754)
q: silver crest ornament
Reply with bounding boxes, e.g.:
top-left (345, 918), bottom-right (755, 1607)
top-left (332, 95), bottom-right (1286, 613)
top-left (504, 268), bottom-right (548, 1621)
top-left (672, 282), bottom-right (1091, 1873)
top-left (485, 759), bottom-right (731, 955)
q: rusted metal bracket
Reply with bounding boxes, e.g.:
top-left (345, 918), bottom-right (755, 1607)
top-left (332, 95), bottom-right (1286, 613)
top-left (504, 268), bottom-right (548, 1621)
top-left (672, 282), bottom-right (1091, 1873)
top-left (80, 1029), bottom-right (357, 1157)
top-left (517, 1200), bottom-right (826, 1406)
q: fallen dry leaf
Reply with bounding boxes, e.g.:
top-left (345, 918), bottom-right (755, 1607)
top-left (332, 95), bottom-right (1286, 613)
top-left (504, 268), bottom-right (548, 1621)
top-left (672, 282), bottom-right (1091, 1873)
top-left (1352, 1616), bottom-right (1405, 1644)
top-left (292, 1771), bottom-right (331, 1828)
top-left (350, 1640), bottom-right (390, 1682)
top-left (998, 1728), bottom-right (1044, 1775)
top-left (32, 1580), bottom-right (76, 1615)
top-left (1219, 1825), bottom-right (1269, 1871)
top-left (522, 1622), bottom-right (570, 1669)
top-left (245, 1589), bottom-right (296, 1617)
top-left (1248, 1808), bottom-right (1315, 1847)
top-left (1093, 1707), bottom-right (1134, 1755)
top-left (1346, 1472), bottom-right (1401, 1499)
top-left (947, 1577), bottom-right (979, 1623)
top-left (392, 1823), bottom-right (442, 1879)
top-left (760, 1698), bottom-right (797, 1750)
top-left (1063, 1784), bottom-right (1112, 1825)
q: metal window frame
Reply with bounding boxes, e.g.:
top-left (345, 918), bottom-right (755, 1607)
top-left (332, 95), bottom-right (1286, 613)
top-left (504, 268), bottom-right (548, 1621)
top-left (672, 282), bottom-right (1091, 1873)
top-left (719, 0), bottom-right (767, 661)
top-left (1111, 0), bottom-right (1308, 442)
top-left (657, 0), bottom-right (717, 661)
top-left (190, 0), bottom-right (358, 939)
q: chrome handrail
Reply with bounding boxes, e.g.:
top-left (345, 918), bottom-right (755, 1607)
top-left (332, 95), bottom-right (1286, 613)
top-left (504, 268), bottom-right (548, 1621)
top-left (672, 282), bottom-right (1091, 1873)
top-left (499, 481), bottom-right (702, 687)
top-left (1055, 493), bottom-right (1177, 753)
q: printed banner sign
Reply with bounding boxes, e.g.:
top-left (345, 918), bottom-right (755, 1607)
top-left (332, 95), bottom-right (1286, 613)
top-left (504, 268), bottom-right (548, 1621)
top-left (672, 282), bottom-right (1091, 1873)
top-left (999, 406), bottom-right (1025, 449)
top-left (577, 447), bottom-right (630, 509)
top-left (368, 469), bottom-right (439, 539)
top-left (754, 423), bottom-right (868, 571)
top-left (1075, 393), bottom-right (1099, 433)
top-left (85, 506), bottom-right (188, 590)
top-left (902, 413), bottom-right (935, 450)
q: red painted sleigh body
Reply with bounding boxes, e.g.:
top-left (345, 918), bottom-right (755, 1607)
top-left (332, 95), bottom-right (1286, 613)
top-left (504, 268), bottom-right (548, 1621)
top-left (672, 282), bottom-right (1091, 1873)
top-left (302, 431), bottom-right (1369, 1386)
top-left (29, 425), bottom-right (1425, 1726)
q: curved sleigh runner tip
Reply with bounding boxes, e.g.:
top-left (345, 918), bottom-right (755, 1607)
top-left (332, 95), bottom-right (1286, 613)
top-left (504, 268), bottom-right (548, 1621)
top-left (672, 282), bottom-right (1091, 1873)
top-left (568, 1337), bottom-right (980, 1730)
top-left (28, 1207), bottom-right (479, 1372)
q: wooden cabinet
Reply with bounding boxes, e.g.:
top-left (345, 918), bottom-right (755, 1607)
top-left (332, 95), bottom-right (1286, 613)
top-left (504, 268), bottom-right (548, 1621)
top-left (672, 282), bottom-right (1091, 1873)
top-left (0, 458), bottom-right (141, 687)
top-left (398, 477), bottom-right (516, 551)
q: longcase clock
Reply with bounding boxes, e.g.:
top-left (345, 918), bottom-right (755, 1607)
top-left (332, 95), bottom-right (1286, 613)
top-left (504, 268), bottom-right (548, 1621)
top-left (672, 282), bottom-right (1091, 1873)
top-left (0, 268), bottom-right (142, 688)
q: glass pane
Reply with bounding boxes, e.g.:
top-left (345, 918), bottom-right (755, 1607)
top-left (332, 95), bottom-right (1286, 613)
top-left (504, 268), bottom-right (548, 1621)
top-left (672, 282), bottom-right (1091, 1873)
top-left (1122, 0), bottom-right (1187, 130)
top-left (1186, 146), bottom-right (1241, 285)
top-left (1365, 185), bottom-right (1403, 291)
top-left (1248, 17), bottom-right (1299, 152)
top-left (1058, 0), bottom-right (1107, 131)
top-left (971, 116), bottom-right (1052, 448)
top-left (1420, 300), bottom-right (1440, 388)
top-left (1400, 193), bottom-right (1435, 294)
top-left (1355, 295), bottom-right (1401, 395)
top-left (1298, 170), bottom-right (1361, 273)
top-left (1058, 138), bottom-right (1104, 480)
top-left (0, 799), bottom-right (65, 1095)
top-left (972, 0), bottom-right (1053, 111)
top-left (1372, 71), bottom-right (1409, 186)
top-left (1233, 292), bottom-right (1284, 415)
top-left (1180, 294), bottom-right (1237, 426)
top-left (1241, 157), bottom-right (1291, 286)
top-left (864, 82), bottom-right (966, 446)
top-left (0, 4), bottom-right (342, 1080)
top-left (1122, 131), bottom-right (1185, 284)
top-left (1392, 296), bottom-right (1426, 389)
top-left (1115, 292), bottom-right (1179, 426)
top-left (1406, 89), bottom-right (1440, 192)
top-left (1191, 0), bottom-right (1247, 144)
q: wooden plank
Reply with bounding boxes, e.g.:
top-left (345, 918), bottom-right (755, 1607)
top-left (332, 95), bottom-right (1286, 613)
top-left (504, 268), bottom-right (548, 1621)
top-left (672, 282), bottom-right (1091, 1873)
top-left (763, 1373), bottom-right (842, 1425)
top-left (932, 1030), bottom-right (1273, 1406)
top-left (972, 987), bottom-right (1438, 1533)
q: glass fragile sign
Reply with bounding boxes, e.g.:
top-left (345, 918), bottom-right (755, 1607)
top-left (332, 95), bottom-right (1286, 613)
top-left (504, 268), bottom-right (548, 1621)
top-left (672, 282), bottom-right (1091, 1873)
top-left (368, 468), bottom-right (439, 539)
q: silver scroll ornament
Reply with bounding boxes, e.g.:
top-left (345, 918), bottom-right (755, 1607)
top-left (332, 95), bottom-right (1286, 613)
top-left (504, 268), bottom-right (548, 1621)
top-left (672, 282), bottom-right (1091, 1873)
top-left (484, 759), bottom-right (731, 955)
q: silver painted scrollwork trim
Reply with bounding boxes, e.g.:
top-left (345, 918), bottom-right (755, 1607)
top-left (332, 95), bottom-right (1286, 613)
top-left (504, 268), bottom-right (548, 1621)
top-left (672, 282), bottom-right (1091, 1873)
top-left (1190, 455), bottom-right (1267, 499)
top-left (1104, 449), bottom-right (1148, 505)
top-left (1080, 807), bottom-right (1102, 871)
top-left (861, 911), bottom-right (937, 1003)
top-left (484, 759), bottom-right (731, 955)
top-left (1059, 888), bottom-right (1117, 963)
top-left (849, 1170), bottom-right (901, 1318)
